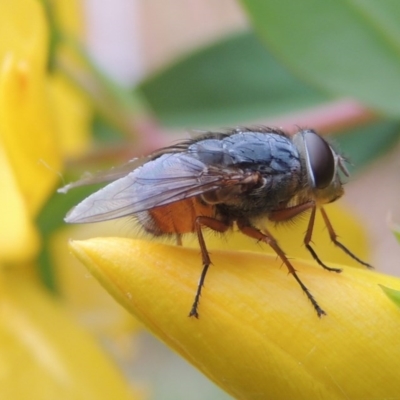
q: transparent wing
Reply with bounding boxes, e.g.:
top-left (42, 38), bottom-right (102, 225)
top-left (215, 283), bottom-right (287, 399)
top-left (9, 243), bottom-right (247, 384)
top-left (65, 153), bottom-right (249, 223)
top-left (58, 157), bottom-right (149, 193)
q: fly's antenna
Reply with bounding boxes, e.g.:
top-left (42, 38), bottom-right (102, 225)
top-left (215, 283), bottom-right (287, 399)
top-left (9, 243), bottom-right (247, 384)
top-left (38, 159), bottom-right (66, 186)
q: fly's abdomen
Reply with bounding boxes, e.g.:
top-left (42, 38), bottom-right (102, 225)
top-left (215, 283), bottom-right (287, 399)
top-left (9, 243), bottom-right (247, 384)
top-left (136, 197), bottom-right (214, 236)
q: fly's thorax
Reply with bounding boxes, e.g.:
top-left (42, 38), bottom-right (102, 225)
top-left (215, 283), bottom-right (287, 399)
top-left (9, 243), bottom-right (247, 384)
top-left (292, 129), bottom-right (346, 206)
top-left (213, 165), bottom-right (304, 221)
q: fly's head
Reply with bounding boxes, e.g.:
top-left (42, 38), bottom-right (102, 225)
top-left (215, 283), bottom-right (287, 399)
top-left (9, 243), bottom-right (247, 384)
top-left (292, 129), bottom-right (349, 206)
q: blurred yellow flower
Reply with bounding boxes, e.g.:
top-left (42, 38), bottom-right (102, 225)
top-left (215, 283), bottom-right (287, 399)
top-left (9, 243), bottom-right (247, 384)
top-left (48, 73), bottom-right (93, 158)
top-left (47, 0), bottom-right (93, 158)
top-left (0, 1), bottom-right (60, 262)
top-left (70, 235), bottom-right (400, 400)
top-left (0, 269), bottom-right (139, 400)
top-left (0, 1), bottom-right (140, 398)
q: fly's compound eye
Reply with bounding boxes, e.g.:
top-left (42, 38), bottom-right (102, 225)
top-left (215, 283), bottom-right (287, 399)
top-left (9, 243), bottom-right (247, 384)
top-left (303, 130), bottom-right (335, 189)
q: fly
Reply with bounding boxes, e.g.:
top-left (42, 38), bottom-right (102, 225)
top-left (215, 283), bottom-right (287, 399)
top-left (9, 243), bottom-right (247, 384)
top-left (59, 127), bottom-right (372, 318)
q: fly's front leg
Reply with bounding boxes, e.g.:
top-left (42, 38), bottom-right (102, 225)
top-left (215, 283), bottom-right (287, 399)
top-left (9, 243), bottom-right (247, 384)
top-left (320, 207), bottom-right (373, 269)
top-left (189, 216), bottom-right (230, 318)
top-left (304, 206), bottom-right (341, 273)
top-left (237, 219), bottom-right (326, 317)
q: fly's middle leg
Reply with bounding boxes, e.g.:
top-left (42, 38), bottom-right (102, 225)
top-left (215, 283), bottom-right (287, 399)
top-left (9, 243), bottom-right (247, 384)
top-left (237, 219), bottom-right (326, 318)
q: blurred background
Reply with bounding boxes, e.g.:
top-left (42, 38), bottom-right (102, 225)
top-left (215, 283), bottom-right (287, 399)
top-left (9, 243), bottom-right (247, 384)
top-left (2, 1), bottom-right (400, 399)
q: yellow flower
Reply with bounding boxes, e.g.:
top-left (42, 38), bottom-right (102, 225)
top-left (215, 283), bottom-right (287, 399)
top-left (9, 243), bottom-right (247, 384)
top-left (70, 236), bottom-right (400, 400)
top-left (47, 0), bottom-right (93, 158)
top-left (0, 1), bottom-right (140, 398)
top-left (0, 269), bottom-right (139, 400)
top-left (0, 0), bottom-right (60, 262)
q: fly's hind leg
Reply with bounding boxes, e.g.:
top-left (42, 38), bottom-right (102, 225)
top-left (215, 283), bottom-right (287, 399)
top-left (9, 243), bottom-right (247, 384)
top-left (189, 216), bottom-right (230, 318)
top-left (237, 219), bottom-right (326, 317)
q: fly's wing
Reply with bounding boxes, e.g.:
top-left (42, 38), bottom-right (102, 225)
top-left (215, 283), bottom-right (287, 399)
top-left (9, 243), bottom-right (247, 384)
top-left (65, 153), bottom-right (249, 223)
top-left (58, 157), bottom-right (149, 194)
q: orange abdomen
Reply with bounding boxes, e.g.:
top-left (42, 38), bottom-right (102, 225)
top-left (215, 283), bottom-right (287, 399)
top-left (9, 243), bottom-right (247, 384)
top-left (138, 197), bottom-right (214, 236)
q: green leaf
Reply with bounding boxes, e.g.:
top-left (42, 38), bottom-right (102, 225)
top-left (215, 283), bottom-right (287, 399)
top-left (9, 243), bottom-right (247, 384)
top-left (36, 183), bottom-right (104, 291)
top-left (37, 185), bottom-right (102, 238)
top-left (380, 285), bottom-right (400, 310)
top-left (240, 0), bottom-right (400, 116)
top-left (331, 120), bottom-right (400, 173)
top-left (138, 32), bottom-right (330, 127)
top-left (92, 114), bottom-right (126, 144)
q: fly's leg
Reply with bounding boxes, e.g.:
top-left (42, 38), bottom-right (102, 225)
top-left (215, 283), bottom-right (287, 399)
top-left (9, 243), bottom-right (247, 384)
top-left (270, 202), bottom-right (340, 273)
top-left (237, 220), bottom-right (326, 317)
top-left (189, 216), bottom-right (230, 318)
top-left (320, 207), bottom-right (373, 269)
top-left (304, 206), bottom-right (341, 273)
top-left (176, 234), bottom-right (183, 246)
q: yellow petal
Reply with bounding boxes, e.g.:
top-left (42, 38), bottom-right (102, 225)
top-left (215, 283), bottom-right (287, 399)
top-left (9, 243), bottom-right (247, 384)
top-left (0, 0), bottom-right (63, 262)
top-left (70, 238), bottom-right (400, 400)
top-left (0, 272), bottom-right (140, 400)
top-left (0, 1), bottom-right (61, 218)
top-left (0, 142), bottom-right (40, 263)
top-left (52, 0), bottom-right (84, 42)
top-left (48, 0), bottom-right (93, 158)
top-left (0, 0), bottom-right (47, 63)
top-left (48, 73), bottom-right (93, 159)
